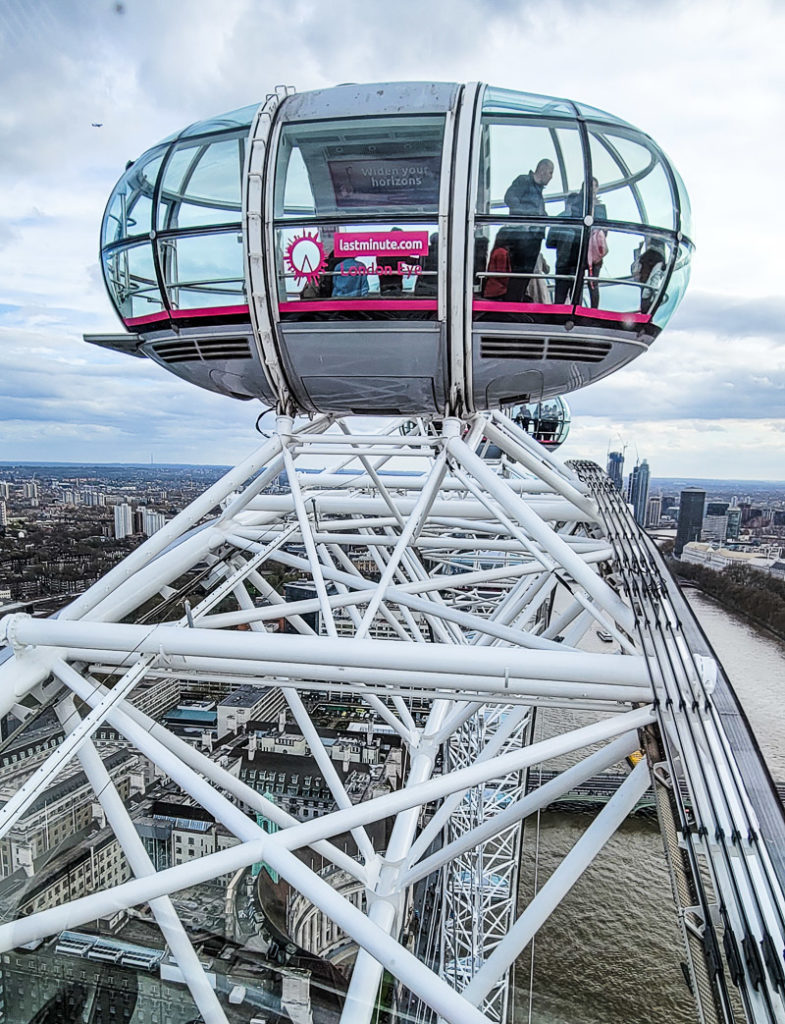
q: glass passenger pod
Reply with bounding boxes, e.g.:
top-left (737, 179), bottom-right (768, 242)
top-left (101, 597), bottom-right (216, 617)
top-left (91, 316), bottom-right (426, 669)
top-left (100, 108), bottom-right (277, 404)
top-left (268, 83), bottom-right (456, 415)
top-left (480, 396), bottom-right (570, 460)
top-left (469, 86), bottom-right (691, 411)
top-left (101, 114), bottom-right (254, 331)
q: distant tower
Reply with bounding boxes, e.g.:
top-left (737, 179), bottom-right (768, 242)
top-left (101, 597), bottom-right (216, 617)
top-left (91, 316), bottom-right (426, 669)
top-left (727, 507), bottom-right (742, 540)
top-left (703, 501), bottom-right (730, 544)
top-left (645, 495), bottom-right (662, 529)
top-left (675, 488), bottom-right (706, 556)
top-left (628, 460), bottom-right (650, 526)
top-left (607, 451), bottom-right (624, 491)
top-left (113, 502), bottom-right (133, 540)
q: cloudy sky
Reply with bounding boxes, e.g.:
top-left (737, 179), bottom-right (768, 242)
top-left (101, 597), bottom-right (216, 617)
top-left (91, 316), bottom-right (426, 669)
top-left (1, 0), bottom-right (783, 479)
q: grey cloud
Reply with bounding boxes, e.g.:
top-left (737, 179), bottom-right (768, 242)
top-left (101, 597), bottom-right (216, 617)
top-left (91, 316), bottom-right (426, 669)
top-left (670, 291), bottom-right (785, 342)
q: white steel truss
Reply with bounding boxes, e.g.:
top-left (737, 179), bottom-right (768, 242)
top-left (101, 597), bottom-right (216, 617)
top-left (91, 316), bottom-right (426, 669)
top-left (0, 413), bottom-right (783, 1024)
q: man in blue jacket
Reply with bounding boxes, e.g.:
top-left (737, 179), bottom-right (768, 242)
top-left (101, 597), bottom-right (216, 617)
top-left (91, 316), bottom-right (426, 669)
top-left (502, 158), bottom-right (554, 301)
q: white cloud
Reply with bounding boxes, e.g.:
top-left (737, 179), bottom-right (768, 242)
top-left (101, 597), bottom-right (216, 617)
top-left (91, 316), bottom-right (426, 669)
top-left (1, 0), bottom-right (783, 476)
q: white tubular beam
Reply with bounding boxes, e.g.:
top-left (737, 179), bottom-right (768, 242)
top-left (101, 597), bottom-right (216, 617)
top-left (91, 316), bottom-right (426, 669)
top-left (2, 617), bottom-right (652, 688)
top-left (84, 529), bottom-right (223, 626)
top-left (58, 431), bottom-right (285, 622)
top-left (445, 435), bottom-right (635, 632)
top-left (54, 699), bottom-right (227, 1024)
top-left (482, 416), bottom-right (595, 517)
top-left (406, 705), bottom-right (530, 866)
top-left (405, 730), bottom-right (641, 887)
top-left (289, 473), bottom-right (556, 494)
top-left (244, 493), bottom-right (592, 523)
top-left (191, 523), bottom-right (299, 623)
top-left (0, 644), bottom-right (62, 720)
top-left (462, 759), bottom-right (651, 1005)
top-left (335, 420), bottom-right (407, 530)
top-left (236, 587), bottom-right (378, 863)
top-left (48, 664), bottom-right (365, 883)
top-left (64, 656), bottom-right (652, 706)
top-left (0, 654), bottom-right (154, 843)
top-left (355, 450), bottom-right (449, 639)
top-left (0, 795), bottom-right (490, 1024)
top-left (430, 701), bottom-right (486, 746)
top-left (279, 418), bottom-right (338, 638)
top-left (341, 699), bottom-right (452, 1024)
top-left (0, 708), bottom-right (658, 955)
top-left (210, 550), bottom-right (569, 651)
top-left (449, 463), bottom-right (556, 576)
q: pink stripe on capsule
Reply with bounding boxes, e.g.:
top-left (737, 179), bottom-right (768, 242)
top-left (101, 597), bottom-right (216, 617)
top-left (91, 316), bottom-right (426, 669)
top-left (125, 304), bottom-right (250, 326)
top-left (279, 299), bottom-right (438, 313)
top-left (472, 301), bottom-right (574, 314)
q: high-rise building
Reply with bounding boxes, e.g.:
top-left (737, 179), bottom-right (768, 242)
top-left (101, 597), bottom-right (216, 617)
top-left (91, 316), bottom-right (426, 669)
top-left (702, 514), bottom-right (728, 544)
top-left (703, 501), bottom-right (729, 544)
top-left (0, 500), bottom-right (7, 532)
top-left (628, 459), bottom-right (650, 526)
top-left (706, 501), bottom-right (729, 517)
top-left (727, 507), bottom-right (742, 540)
top-left (22, 482), bottom-right (38, 500)
top-left (114, 503), bottom-right (133, 540)
top-left (645, 495), bottom-right (662, 528)
top-left (142, 510), bottom-right (166, 537)
top-left (606, 451), bottom-right (624, 491)
top-left (675, 488), bottom-right (706, 556)
top-left (0, 482), bottom-right (9, 501)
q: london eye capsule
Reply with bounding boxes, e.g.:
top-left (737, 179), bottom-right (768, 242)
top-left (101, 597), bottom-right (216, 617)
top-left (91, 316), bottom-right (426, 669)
top-left (89, 82), bottom-right (692, 417)
top-left (480, 396), bottom-right (571, 460)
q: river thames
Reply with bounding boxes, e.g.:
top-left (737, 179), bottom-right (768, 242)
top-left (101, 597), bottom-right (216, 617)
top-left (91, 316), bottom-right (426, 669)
top-left (513, 591), bottom-right (785, 1024)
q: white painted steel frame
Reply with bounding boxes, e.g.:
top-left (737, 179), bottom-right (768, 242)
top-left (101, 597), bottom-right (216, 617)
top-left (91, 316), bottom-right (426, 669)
top-left (1, 414), bottom-right (780, 1024)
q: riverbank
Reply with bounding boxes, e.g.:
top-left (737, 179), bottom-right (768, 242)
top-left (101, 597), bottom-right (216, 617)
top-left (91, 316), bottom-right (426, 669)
top-left (668, 557), bottom-right (785, 641)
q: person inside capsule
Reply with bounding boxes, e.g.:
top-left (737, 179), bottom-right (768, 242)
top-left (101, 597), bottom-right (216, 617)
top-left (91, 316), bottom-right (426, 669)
top-left (497, 158), bottom-right (554, 301)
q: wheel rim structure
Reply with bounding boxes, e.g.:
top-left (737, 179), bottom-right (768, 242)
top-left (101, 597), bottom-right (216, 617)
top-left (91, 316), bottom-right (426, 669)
top-left (1, 413), bottom-right (784, 1024)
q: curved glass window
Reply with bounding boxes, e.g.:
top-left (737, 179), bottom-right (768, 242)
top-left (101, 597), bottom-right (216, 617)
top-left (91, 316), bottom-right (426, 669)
top-left (476, 120), bottom-right (584, 219)
top-left (581, 229), bottom-right (672, 314)
top-left (653, 241), bottom-right (692, 327)
top-left (473, 220), bottom-right (581, 306)
top-left (103, 242), bottom-right (164, 320)
top-left (275, 116), bottom-right (444, 220)
top-left (274, 115), bottom-right (445, 310)
top-left (671, 163), bottom-right (693, 239)
top-left (102, 147), bottom-right (165, 246)
top-left (159, 229), bottom-right (245, 310)
top-left (482, 86), bottom-right (576, 118)
top-left (178, 103), bottom-right (258, 138)
top-left (588, 129), bottom-right (676, 230)
top-left (573, 101), bottom-right (635, 128)
top-left (158, 133), bottom-right (245, 231)
top-left (474, 118), bottom-right (587, 308)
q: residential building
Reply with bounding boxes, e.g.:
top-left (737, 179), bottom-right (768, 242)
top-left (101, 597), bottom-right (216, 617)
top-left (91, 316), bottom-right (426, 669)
top-left (113, 502), bottom-right (133, 540)
top-left (645, 495), bottom-right (661, 529)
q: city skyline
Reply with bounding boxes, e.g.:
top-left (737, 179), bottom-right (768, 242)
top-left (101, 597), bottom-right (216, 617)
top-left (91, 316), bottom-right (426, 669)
top-left (1, 0), bottom-right (784, 476)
